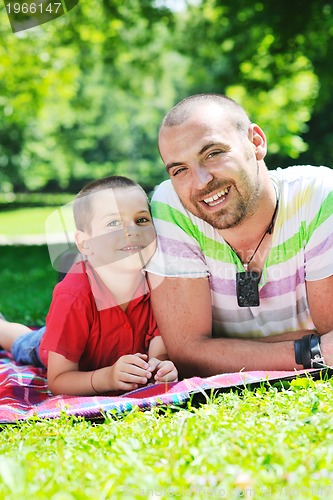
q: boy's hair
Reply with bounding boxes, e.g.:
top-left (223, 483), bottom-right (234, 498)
top-left (73, 176), bottom-right (147, 232)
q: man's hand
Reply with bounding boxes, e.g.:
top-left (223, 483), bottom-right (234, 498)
top-left (319, 331), bottom-right (333, 367)
top-left (148, 358), bottom-right (178, 383)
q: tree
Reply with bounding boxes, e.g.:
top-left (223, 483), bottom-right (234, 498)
top-left (0, 1), bottom-right (187, 192)
top-left (1, 0), bottom-right (331, 193)
top-left (173, 0), bottom-right (333, 169)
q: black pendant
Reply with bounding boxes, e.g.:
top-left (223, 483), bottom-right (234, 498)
top-left (236, 271), bottom-right (260, 307)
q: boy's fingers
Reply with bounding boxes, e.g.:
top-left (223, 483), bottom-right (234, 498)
top-left (155, 363), bottom-right (178, 382)
top-left (147, 358), bottom-right (161, 372)
top-left (156, 360), bottom-right (173, 375)
top-left (120, 373), bottom-right (148, 385)
top-left (134, 353), bottom-right (148, 360)
top-left (121, 354), bottom-right (149, 369)
top-left (117, 381), bottom-right (139, 391)
top-left (120, 362), bottom-right (151, 379)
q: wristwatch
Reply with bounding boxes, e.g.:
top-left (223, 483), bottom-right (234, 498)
top-left (294, 334), bottom-right (326, 369)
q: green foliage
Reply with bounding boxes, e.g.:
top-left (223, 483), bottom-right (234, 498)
top-left (174, 0), bottom-right (330, 165)
top-left (0, 2), bottom-right (182, 193)
top-left (0, 0), bottom-right (332, 193)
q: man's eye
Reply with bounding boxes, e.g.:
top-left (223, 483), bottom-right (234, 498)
top-left (207, 150), bottom-right (222, 159)
top-left (172, 167), bottom-right (187, 176)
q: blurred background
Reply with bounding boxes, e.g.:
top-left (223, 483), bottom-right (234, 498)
top-left (0, 0), bottom-right (332, 321)
top-left (1, 0), bottom-right (332, 197)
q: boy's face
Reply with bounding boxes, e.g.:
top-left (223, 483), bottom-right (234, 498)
top-left (77, 187), bottom-right (156, 270)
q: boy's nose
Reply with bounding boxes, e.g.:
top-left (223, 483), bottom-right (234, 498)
top-left (124, 225), bottom-right (141, 237)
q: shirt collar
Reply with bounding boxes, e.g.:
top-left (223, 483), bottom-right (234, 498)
top-left (83, 260), bottom-right (150, 311)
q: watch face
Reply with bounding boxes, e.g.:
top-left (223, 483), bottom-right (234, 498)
top-left (236, 271), bottom-right (260, 307)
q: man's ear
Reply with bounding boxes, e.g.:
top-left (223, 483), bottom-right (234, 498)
top-left (75, 230), bottom-right (92, 256)
top-left (249, 123), bottom-right (267, 160)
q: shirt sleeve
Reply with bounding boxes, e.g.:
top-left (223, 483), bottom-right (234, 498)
top-left (145, 180), bottom-right (210, 278)
top-left (303, 166), bottom-right (333, 281)
top-left (40, 289), bottom-right (93, 363)
top-left (144, 302), bottom-right (160, 349)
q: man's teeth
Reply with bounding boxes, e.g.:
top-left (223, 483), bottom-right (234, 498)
top-left (203, 188), bottom-right (230, 205)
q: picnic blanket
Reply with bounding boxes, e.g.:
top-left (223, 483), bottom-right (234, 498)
top-left (0, 349), bottom-right (330, 424)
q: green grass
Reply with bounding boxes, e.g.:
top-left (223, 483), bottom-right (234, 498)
top-left (0, 245), bottom-right (57, 324)
top-left (1, 246), bottom-right (333, 499)
top-left (1, 381), bottom-right (333, 499)
top-left (0, 207), bottom-right (62, 236)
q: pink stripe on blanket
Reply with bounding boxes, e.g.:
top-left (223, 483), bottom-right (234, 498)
top-left (0, 350), bottom-right (324, 423)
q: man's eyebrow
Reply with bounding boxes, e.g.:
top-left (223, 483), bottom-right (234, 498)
top-left (198, 142), bottom-right (228, 155)
top-left (165, 143), bottom-right (228, 172)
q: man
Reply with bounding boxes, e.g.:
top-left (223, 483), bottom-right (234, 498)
top-left (147, 94), bottom-right (333, 377)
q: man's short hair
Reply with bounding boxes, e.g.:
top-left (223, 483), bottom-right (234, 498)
top-left (161, 93), bottom-right (251, 134)
top-left (73, 176), bottom-right (145, 233)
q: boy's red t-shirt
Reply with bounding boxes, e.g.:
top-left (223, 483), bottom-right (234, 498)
top-left (39, 261), bottom-right (159, 370)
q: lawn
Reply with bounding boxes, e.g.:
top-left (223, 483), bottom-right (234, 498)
top-left (0, 206), bottom-right (65, 236)
top-left (0, 245), bottom-right (57, 324)
top-left (1, 245), bottom-right (333, 499)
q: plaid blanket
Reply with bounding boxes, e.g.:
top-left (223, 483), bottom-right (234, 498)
top-left (0, 349), bottom-right (328, 423)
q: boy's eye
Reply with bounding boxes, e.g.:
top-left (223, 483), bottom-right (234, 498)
top-left (137, 217), bottom-right (151, 224)
top-left (107, 220), bottom-right (122, 227)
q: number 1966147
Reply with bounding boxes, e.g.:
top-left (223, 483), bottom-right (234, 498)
top-left (6, 3), bottom-right (62, 14)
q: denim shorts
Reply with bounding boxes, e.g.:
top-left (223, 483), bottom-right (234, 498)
top-left (11, 326), bottom-right (47, 368)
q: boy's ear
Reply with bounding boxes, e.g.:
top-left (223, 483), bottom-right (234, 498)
top-left (75, 230), bottom-right (92, 256)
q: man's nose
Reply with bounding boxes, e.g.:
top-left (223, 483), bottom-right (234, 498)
top-left (193, 165), bottom-right (214, 188)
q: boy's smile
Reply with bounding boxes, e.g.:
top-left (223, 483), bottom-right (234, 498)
top-left (79, 187), bottom-right (156, 270)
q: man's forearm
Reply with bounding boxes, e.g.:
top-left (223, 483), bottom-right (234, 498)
top-left (171, 330), bottom-right (333, 378)
top-left (169, 336), bottom-right (302, 378)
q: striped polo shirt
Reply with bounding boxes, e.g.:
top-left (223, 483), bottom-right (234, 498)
top-left (146, 165), bottom-right (333, 338)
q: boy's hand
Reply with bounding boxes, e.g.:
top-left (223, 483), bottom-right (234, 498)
top-left (108, 353), bottom-right (152, 391)
top-left (148, 358), bottom-right (178, 384)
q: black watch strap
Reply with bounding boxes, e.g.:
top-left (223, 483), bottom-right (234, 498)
top-left (294, 334), bottom-right (326, 369)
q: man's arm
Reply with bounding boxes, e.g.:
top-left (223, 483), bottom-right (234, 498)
top-left (148, 274), bottom-right (313, 377)
top-left (306, 275), bottom-right (333, 366)
top-left (307, 275), bottom-right (333, 334)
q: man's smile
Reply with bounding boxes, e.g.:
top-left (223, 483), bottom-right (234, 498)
top-left (202, 186), bottom-right (230, 207)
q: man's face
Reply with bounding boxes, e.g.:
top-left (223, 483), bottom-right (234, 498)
top-left (159, 105), bottom-right (264, 230)
top-left (83, 187), bottom-right (156, 270)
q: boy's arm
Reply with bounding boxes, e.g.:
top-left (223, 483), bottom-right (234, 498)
top-left (148, 335), bottom-right (169, 361)
top-left (47, 351), bottom-right (153, 396)
top-left (148, 336), bottom-right (178, 383)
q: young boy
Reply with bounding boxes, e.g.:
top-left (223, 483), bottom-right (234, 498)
top-left (0, 176), bottom-right (177, 396)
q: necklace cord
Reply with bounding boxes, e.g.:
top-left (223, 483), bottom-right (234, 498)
top-left (228, 198), bottom-right (279, 271)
